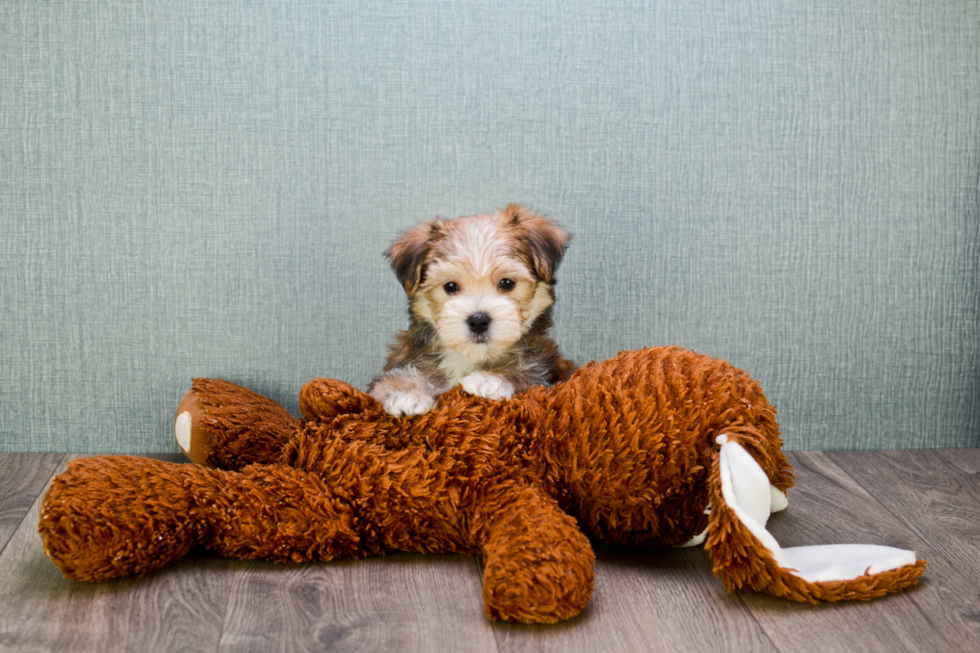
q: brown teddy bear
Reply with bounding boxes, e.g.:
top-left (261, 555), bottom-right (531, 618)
top-left (38, 347), bottom-right (925, 623)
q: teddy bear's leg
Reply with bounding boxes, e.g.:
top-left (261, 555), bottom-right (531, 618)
top-left (476, 483), bottom-right (596, 623)
top-left (40, 454), bottom-right (385, 582)
top-left (175, 378), bottom-right (299, 469)
top-left (704, 434), bottom-right (926, 602)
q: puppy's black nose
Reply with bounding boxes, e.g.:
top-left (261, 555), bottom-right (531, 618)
top-left (466, 312), bottom-right (491, 334)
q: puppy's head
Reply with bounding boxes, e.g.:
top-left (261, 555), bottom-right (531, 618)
top-left (386, 205), bottom-right (570, 361)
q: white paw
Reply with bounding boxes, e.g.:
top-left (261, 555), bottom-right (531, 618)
top-left (383, 391), bottom-right (435, 417)
top-left (460, 372), bottom-right (514, 401)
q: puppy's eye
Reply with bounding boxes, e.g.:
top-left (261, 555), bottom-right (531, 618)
top-left (443, 281), bottom-right (459, 294)
top-left (498, 278), bottom-right (516, 292)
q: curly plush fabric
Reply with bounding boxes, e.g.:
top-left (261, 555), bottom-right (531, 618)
top-left (38, 347), bottom-right (925, 623)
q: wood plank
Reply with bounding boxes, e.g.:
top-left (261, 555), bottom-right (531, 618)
top-left (934, 448), bottom-right (980, 477)
top-left (933, 449), bottom-right (980, 513)
top-left (934, 449), bottom-right (980, 509)
top-left (0, 454), bottom-right (237, 652)
top-left (490, 545), bottom-right (778, 653)
top-left (822, 450), bottom-right (980, 650)
top-left (0, 454), bottom-right (66, 554)
top-left (218, 554), bottom-right (498, 653)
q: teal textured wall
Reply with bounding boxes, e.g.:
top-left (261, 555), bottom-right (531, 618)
top-left (2, 0), bottom-right (978, 452)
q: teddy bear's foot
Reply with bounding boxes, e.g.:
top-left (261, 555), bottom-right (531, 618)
top-left (39, 456), bottom-right (216, 581)
top-left (174, 378), bottom-right (299, 469)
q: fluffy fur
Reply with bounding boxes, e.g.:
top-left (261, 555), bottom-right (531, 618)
top-left (370, 205), bottom-right (575, 416)
top-left (39, 347), bottom-right (925, 623)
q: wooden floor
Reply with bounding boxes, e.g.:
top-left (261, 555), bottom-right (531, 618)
top-left (1, 450), bottom-right (978, 652)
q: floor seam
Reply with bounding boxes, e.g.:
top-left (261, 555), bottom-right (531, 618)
top-left (476, 556), bottom-right (504, 653)
top-left (823, 450), bottom-right (953, 551)
top-left (733, 592), bottom-right (783, 653)
top-left (0, 453), bottom-right (67, 560)
top-left (214, 564), bottom-right (239, 653)
top-left (818, 450), bottom-right (967, 650)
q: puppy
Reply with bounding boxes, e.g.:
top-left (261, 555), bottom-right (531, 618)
top-left (369, 204), bottom-right (576, 417)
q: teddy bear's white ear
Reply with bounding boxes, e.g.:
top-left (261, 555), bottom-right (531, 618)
top-left (677, 436), bottom-right (790, 549)
top-left (704, 435), bottom-right (925, 601)
top-left (715, 435), bottom-right (917, 583)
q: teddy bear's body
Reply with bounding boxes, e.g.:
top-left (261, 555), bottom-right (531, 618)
top-left (38, 347), bottom-right (924, 623)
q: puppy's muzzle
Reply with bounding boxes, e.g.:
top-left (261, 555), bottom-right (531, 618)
top-left (466, 312), bottom-right (492, 336)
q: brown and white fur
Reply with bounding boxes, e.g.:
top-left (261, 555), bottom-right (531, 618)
top-left (369, 205), bottom-right (576, 417)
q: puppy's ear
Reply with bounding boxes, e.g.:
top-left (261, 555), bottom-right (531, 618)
top-left (506, 204), bottom-right (570, 283)
top-left (385, 218), bottom-right (442, 293)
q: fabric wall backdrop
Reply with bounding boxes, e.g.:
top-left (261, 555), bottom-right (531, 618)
top-left (1, 0), bottom-right (977, 452)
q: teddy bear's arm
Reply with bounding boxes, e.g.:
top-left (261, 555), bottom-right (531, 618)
top-left (279, 428), bottom-right (598, 623)
top-left (299, 377), bottom-right (385, 422)
top-left (474, 481), bottom-right (595, 623)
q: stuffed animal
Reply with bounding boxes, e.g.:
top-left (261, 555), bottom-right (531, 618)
top-left (38, 347), bottom-right (925, 623)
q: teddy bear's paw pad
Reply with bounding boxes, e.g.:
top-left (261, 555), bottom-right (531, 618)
top-left (174, 388), bottom-right (212, 464)
top-left (383, 391), bottom-right (435, 417)
top-left (460, 372), bottom-right (515, 401)
top-left (175, 411), bottom-right (192, 452)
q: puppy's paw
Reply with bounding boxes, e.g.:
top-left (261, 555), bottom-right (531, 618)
top-left (382, 391), bottom-right (435, 417)
top-left (460, 372), bottom-right (515, 401)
